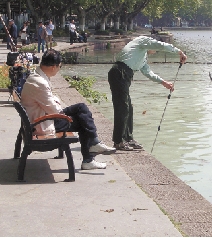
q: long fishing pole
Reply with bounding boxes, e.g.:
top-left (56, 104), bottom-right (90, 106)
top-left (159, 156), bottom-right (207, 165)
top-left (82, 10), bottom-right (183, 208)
top-left (209, 72), bottom-right (212, 81)
top-left (151, 62), bottom-right (182, 154)
top-left (0, 14), bottom-right (17, 52)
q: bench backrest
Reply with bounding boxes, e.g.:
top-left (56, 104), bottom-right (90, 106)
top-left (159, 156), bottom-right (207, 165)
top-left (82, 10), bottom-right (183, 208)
top-left (13, 101), bottom-right (33, 143)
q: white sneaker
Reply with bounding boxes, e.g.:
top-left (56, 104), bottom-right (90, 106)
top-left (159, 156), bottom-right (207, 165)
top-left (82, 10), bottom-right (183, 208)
top-left (89, 142), bottom-right (116, 155)
top-left (81, 160), bottom-right (107, 170)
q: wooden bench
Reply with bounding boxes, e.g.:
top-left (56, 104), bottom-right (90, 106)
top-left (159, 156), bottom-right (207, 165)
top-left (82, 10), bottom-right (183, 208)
top-left (13, 101), bottom-right (79, 182)
top-left (11, 89), bottom-right (69, 159)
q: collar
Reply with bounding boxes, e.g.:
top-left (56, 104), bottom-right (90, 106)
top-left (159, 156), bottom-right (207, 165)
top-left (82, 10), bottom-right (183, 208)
top-left (35, 66), bottom-right (52, 86)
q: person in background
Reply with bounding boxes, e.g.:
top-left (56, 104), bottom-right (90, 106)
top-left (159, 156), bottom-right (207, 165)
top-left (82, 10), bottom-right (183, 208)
top-left (75, 31), bottom-right (83, 43)
top-left (37, 21), bottom-right (47, 53)
top-left (6, 22), bottom-right (11, 49)
top-left (19, 21), bottom-right (27, 46)
top-left (8, 19), bottom-right (17, 49)
top-left (26, 21), bottom-right (31, 44)
top-left (45, 19), bottom-right (54, 49)
top-left (69, 19), bottom-right (76, 45)
top-left (108, 35), bottom-right (187, 151)
top-left (21, 49), bottom-right (116, 170)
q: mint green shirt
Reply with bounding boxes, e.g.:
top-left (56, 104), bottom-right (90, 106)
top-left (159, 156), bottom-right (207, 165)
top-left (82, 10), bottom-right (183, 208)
top-left (116, 36), bottom-right (181, 83)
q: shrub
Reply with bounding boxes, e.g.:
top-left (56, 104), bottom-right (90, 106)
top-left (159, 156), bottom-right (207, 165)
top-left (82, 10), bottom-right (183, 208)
top-left (53, 28), bottom-right (69, 37)
top-left (106, 42), bottom-right (111, 49)
top-left (61, 51), bottom-right (79, 64)
top-left (20, 41), bottom-right (57, 53)
top-left (94, 30), bottom-right (110, 35)
top-left (0, 64), bottom-right (10, 88)
top-left (21, 43), bottom-right (37, 53)
top-left (65, 75), bottom-right (107, 104)
top-left (110, 29), bottom-right (124, 35)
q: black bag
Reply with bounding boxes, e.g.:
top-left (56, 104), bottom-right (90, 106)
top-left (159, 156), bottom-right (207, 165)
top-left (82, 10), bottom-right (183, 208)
top-left (33, 55), bottom-right (40, 64)
top-left (6, 52), bottom-right (19, 66)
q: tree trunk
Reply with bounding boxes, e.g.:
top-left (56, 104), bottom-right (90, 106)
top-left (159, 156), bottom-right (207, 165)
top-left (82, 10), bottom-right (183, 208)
top-left (100, 17), bottom-right (106, 31)
top-left (114, 21), bottom-right (119, 30)
top-left (79, 9), bottom-right (86, 31)
top-left (128, 19), bottom-right (133, 30)
top-left (26, 0), bottom-right (39, 24)
top-left (114, 15), bottom-right (120, 30)
top-left (7, 2), bottom-right (11, 20)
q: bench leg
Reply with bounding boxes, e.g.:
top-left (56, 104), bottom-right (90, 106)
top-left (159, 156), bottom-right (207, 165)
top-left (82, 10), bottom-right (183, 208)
top-left (64, 145), bottom-right (75, 182)
top-left (54, 148), bottom-right (64, 159)
top-left (17, 146), bottom-right (30, 181)
top-left (14, 128), bottom-right (22, 159)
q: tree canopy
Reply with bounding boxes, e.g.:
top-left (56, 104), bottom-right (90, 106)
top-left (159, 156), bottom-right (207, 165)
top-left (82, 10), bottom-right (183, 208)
top-left (3, 0), bottom-right (212, 29)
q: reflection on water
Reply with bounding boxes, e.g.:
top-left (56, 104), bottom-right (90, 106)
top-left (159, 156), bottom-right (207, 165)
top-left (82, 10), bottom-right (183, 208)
top-left (61, 30), bottom-right (212, 203)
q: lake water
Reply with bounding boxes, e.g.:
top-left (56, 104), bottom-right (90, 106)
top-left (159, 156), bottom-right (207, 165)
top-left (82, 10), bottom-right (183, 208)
top-left (61, 30), bottom-right (212, 203)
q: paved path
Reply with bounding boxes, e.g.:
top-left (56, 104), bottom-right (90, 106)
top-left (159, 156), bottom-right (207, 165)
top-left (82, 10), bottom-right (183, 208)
top-left (0, 91), bottom-right (181, 237)
top-left (1, 35), bottom-right (212, 236)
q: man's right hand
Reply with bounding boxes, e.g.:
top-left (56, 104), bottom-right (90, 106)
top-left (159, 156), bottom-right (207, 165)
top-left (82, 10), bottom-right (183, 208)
top-left (179, 51), bottom-right (187, 64)
top-left (162, 80), bottom-right (174, 92)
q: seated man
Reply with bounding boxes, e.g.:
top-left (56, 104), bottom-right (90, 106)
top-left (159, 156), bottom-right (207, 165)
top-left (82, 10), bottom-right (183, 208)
top-left (21, 49), bottom-right (116, 170)
top-left (75, 31), bottom-right (83, 43)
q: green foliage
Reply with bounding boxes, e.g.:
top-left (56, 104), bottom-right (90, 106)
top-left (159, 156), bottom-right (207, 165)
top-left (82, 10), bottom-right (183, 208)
top-left (53, 28), bottom-right (69, 37)
top-left (110, 28), bottom-right (124, 35)
top-left (0, 65), bottom-right (10, 88)
top-left (65, 75), bottom-right (108, 104)
top-left (106, 42), bottom-right (111, 49)
top-left (94, 30), bottom-right (110, 35)
top-left (61, 51), bottom-right (79, 64)
top-left (21, 43), bottom-right (37, 53)
top-left (20, 41), bottom-right (57, 53)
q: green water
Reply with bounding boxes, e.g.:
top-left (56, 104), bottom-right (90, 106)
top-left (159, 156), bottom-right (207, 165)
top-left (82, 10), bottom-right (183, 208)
top-left (61, 30), bottom-right (212, 203)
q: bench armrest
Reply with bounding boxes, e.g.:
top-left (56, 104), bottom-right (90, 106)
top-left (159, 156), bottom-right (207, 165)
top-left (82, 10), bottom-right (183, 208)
top-left (32, 114), bottom-right (73, 127)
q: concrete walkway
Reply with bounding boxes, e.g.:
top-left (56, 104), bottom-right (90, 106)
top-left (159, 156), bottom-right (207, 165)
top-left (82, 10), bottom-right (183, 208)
top-left (0, 96), bottom-right (181, 237)
top-left (0, 39), bottom-right (182, 236)
top-left (2, 35), bottom-right (212, 236)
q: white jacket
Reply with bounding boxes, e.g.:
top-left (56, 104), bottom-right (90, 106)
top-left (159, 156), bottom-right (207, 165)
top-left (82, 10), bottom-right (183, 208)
top-left (21, 66), bottom-right (62, 135)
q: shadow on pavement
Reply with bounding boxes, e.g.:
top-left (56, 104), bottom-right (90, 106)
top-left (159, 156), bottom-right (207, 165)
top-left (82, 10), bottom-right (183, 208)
top-left (0, 158), bottom-right (56, 184)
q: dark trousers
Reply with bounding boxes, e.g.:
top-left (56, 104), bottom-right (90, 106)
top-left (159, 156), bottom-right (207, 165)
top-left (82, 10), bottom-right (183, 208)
top-left (108, 62), bottom-right (134, 144)
top-left (70, 31), bottom-right (76, 44)
top-left (54, 103), bottom-right (98, 162)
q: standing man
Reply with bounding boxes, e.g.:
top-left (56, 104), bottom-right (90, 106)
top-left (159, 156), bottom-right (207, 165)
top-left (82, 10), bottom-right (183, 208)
top-left (37, 21), bottom-right (47, 53)
top-left (8, 19), bottom-right (17, 50)
top-left (21, 49), bottom-right (116, 170)
top-left (45, 19), bottom-right (54, 49)
top-left (108, 35), bottom-right (187, 151)
top-left (69, 19), bottom-right (76, 45)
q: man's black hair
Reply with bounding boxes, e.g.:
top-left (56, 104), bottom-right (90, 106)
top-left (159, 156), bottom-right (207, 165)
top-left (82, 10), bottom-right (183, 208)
top-left (41, 49), bottom-right (62, 66)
